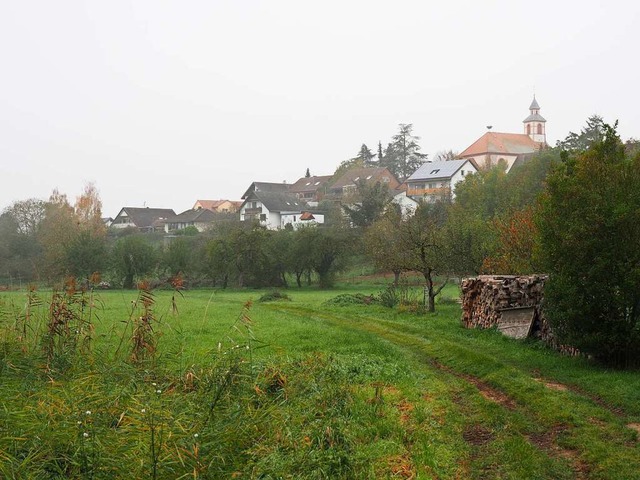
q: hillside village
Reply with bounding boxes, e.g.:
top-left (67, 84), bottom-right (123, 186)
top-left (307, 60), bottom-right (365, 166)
top-left (106, 97), bottom-right (548, 234)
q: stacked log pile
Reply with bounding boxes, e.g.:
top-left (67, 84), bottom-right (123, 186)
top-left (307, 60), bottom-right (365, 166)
top-left (461, 275), bottom-right (553, 343)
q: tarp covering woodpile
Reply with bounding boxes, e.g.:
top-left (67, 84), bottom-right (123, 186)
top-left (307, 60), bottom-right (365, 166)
top-left (461, 275), bottom-right (552, 342)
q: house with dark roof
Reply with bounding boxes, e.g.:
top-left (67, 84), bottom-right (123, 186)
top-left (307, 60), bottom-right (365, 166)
top-left (239, 185), bottom-right (324, 230)
top-left (164, 208), bottom-right (217, 233)
top-left (241, 181), bottom-right (290, 199)
top-left (288, 175), bottom-right (333, 205)
top-left (328, 167), bottom-right (400, 197)
top-left (111, 207), bottom-right (176, 232)
top-left (405, 159), bottom-right (477, 203)
top-left (458, 97), bottom-right (547, 172)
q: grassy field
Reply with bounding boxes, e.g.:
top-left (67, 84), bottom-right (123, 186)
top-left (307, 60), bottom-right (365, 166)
top-left (0, 282), bottom-right (639, 479)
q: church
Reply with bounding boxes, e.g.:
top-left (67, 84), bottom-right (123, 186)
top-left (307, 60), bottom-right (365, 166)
top-left (458, 97), bottom-right (547, 172)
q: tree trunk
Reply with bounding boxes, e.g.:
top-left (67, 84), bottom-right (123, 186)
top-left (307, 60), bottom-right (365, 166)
top-left (124, 273), bottom-right (134, 290)
top-left (393, 270), bottom-right (401, 286)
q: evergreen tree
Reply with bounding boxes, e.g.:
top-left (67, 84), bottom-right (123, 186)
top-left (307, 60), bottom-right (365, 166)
top-left (556, 114), bottom-right (607, 152)
top-left (342, 180), bottom-right (391, 228)
top-left (382, 124), bottom-right (428, 180)
top-left (355, 143), bottom-right (376, 166)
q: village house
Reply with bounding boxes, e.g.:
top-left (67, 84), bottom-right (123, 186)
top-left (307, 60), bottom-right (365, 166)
top-left (239, 182), bottom-right (324, 230)
top-left (405, 159), bottom-right (477, 203)
top-left (192, 199), bottom-right (241, 213)
top-left (164, 208), bottom-right (217, 233)
top-left (328, 167), bottom-right (400, 198)
top-left (110, 207), bottom-right (176, 232)
top-left (392, 189), bottom-right (420, 217)
top-left (288, 175), bottom-right (332, 206)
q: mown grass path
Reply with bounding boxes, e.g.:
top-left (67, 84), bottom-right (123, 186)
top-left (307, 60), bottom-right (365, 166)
top-left (266, 302), bottom-right (640, 479)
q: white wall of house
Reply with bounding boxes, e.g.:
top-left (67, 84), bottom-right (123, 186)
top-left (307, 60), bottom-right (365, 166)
top-left (392, 192), bottom-right (419, 217)
top-left (266, 210), bottom-right (281, 230)
top-left (280, 213), bottom-right (325, 230)
top-left (463, 154), bottom-right (517, 172)
top-left (110, 214), bottom-right (133, 229)
top-left (449, 161), bottom-right (478, 198)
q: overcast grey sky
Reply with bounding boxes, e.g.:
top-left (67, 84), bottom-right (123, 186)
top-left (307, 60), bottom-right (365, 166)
top-left (1, 0), bottom-right (639, 217)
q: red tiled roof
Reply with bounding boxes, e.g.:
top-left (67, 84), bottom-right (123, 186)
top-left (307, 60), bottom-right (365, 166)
top-left (194, 200), bottom-right (226, 210)
top-left (459, 132), bottom-right (542, 157)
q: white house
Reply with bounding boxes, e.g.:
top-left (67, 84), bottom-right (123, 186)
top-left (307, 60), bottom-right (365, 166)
top-left (239, 189), bottom-right (324, 230)
top-left (392, 190), bottom-right (420, 217)
top-left (405, 159), bottom-right (477, 202)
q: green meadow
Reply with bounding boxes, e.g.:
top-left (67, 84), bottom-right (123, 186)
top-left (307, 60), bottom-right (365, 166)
top-left (0, 283), bottom-right (639, 479)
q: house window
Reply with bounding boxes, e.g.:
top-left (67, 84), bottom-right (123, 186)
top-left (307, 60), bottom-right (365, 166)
top-left (429, 183), bottom-right (435, 189)
top-left (293, 216), bottom-right (297, 222)
top-left (259, 214), bottom-right (267, 221)
top-left (537, 124), bottom-right (542, 134)
top-left (461, 170), bottom-right (465, 176)
top-left (527, 124), bottom-right (531, 135)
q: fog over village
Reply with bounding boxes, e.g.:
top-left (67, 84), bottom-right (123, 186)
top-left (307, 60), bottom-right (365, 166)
top-left (1, 1), bottom-right (639, 216)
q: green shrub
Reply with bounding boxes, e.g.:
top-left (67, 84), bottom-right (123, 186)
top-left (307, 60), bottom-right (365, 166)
top-left (323, 293), bottom-right (377, 306)
top-left (258, 291), bottom-right (291, 302)
top-left (378, 282), bottom-right (419, 309)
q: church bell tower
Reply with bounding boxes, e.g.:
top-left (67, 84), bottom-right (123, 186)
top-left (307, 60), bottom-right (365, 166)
top-left (523, 96), bottom-right (547, 144)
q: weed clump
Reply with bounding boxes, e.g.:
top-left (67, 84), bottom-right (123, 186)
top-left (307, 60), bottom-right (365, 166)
top-left (324, 293), bottom-right (377, 306)
top-left (258, 291), bottom-right (292, 302)
top-left (378, 282), bottom-right (419, 309)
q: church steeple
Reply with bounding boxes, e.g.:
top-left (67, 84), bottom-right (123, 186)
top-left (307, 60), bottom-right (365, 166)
top-left (523, 95), bottom-right (546, 144)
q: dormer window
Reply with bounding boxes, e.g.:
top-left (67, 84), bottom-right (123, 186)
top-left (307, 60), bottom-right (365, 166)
top-left (354, 176), bottom-right (360, 181)
top-left (366, 175), bottom-right (372, 180)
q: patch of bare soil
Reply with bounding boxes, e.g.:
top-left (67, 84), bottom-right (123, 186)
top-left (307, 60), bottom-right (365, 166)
top-left (382, 454), bottom-right (416, 479)
top-left (527, 424), bottom-right (590, 480)
top-left (533, 375), bottom-right (627, 418)
top-left (474, 381), bottom-right (517, 410)
top-left (627, 423), bottom-right (640, 435)
top-left (396, 399), bottom-right (415, 424)
top-left (430, 360), bottom-right (518, 410)
top-left (462, 424), bottom-right (495, 446)
top-left (534, 378), bottom-right (569, 391)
